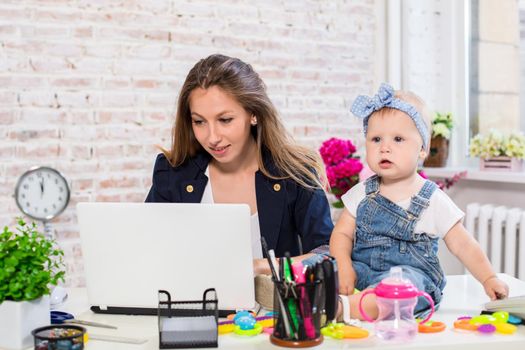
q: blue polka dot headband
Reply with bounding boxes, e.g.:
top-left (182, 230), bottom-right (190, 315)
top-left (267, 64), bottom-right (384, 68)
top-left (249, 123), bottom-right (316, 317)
top-left (350, 83), bottom-right (430, 150)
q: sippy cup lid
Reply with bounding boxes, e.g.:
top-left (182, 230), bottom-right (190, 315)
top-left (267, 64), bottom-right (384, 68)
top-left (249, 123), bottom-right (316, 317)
top-left (374, 266), bottom-right (420, 299)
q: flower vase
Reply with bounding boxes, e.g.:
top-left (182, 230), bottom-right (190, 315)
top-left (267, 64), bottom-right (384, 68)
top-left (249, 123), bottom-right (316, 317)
top-left (423, 136), bottom-right (449, 167)
top-left (0, 296), bottom-right (50, 349)
top-left (480, 157), bottom-right (524, 172)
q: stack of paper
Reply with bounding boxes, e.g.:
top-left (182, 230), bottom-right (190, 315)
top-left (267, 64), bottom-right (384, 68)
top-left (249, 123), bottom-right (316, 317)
top-left (484, 295), bottom-right (525, 318)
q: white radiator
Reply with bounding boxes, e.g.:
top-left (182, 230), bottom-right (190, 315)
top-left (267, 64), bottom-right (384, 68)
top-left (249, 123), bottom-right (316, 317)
top-left (465, 203), bottom-right (525, 280)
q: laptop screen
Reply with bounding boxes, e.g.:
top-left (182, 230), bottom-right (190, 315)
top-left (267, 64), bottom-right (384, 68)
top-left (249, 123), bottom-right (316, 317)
top-left (77, 202), bottom-right (255, 315)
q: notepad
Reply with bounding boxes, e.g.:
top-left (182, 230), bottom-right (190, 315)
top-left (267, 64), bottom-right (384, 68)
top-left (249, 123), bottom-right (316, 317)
top-left (484, 295), bottom-right (525, 318)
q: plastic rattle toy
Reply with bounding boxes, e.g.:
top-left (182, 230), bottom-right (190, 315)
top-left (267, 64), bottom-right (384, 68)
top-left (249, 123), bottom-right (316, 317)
top-left (507, 314), bottom-right (522, 325)
top-left (234, 323), bottom-right (263, 336)
top-left (232, 311), bottom-right (256, 331)
top-left (418, 320), bottom-right (446, 333)
top-left (227, 311), bottom-right (255, 320)
top-left (469, 315), bottom-right (496, 325)
top-left (218, 324), bottom-right (235, 335)
top-left (257, 318), bottom-right (274, 329)
top-left (453, 318), bottom-right (478, 332)
top-left (495, 323), bottom-right (517, 334)
top-left (453, 314), bottom-right (518, 335)
top-left (477, 324), bottom-right (496, 334)
top-left (219, 315), bottom-right (272, 325)
top-left (321, 322), bottom-right (369, 339)
top-left (492, 311), bottom-right (509, 323)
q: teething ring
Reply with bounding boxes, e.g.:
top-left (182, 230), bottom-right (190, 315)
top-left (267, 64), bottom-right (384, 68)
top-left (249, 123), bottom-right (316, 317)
top-left (454, 319), bottom-right (478, 331)
top-left (495, 323), bottom-right (517, 335)
top-left (234, 323), bottom-right (263, 336)
top-left (418, 321), bottom-right (446, 333)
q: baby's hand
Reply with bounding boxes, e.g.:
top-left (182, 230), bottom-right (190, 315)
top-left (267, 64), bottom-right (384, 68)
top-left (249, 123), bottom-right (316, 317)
top-left (338, 265), bottom-right (356, 295)
top-left (483, 276), bottom-right (509, 300)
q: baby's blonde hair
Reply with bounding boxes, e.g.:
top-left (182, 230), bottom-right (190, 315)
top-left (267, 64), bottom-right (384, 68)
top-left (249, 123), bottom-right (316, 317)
top-left (373, 90), bottom-right (432, 152)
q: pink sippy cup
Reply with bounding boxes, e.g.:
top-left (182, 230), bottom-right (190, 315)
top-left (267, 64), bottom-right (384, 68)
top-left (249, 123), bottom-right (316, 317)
top-left (359, 266), bottom-right (434, 341)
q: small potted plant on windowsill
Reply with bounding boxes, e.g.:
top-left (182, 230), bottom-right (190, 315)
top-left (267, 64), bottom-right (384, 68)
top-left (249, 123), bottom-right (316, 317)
top-left (469, 129), bottom-right (525, 172)
top-left (0, 218), bottom-right (65, 350)
top-left (423, 112), bottom-right (453, 167)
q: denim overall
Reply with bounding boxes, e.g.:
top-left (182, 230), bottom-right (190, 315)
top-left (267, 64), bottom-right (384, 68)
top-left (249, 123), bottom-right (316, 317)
top-left (352, 175), bottom-right (446, 316)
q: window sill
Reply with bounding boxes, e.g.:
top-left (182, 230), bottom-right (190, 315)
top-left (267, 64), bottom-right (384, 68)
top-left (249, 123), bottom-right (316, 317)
top-left (423, 166), bottom-right (525, 185)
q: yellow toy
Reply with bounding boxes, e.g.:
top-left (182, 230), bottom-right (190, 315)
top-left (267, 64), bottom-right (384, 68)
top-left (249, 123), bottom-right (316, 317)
top-left (321, 322), bottom-right (369, 339)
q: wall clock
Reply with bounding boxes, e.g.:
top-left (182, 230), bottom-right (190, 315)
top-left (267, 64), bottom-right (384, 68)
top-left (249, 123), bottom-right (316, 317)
top-left (14, 166), bottom-right (70, 225)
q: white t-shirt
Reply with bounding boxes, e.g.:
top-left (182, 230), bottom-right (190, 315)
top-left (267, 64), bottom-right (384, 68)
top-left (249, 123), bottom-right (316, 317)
top-left (201, 166), bottom-right (263, 258)
top-left (341, 181), bottom-right (464, 238)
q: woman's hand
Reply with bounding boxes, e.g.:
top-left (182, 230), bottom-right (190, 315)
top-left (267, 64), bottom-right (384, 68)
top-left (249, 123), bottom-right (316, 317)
top-left (483, 276), bottom-right (509, 300)
top-left (253, 258), bottom-right (272, 275)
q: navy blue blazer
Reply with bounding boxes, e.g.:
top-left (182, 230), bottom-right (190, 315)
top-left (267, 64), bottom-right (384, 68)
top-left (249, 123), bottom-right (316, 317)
top-left (145, 152), bottom-right (333, 257)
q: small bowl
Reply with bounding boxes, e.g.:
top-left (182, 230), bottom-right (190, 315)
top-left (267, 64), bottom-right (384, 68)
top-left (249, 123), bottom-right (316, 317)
top-left (32, 324), bottom-right (86, 350)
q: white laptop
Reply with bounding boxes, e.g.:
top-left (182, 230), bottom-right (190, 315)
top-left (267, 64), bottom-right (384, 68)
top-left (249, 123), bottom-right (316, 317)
top-left (77, 202), bottom-right (255, 315)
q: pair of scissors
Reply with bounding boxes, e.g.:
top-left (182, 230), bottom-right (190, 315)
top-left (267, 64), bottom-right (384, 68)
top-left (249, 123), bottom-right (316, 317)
top-left (50, 311), bottom-right (117, 329)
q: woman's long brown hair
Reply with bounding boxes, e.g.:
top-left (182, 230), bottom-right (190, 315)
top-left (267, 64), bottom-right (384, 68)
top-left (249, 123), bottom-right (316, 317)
top-left (164, 54), bottom-right (327, 189)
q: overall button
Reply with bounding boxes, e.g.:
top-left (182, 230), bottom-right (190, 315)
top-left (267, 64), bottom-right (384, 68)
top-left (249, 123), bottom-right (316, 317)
top-left (186, 185), bottom-right (194, 193)
top-left (273, 183), bottom-right (281, 192)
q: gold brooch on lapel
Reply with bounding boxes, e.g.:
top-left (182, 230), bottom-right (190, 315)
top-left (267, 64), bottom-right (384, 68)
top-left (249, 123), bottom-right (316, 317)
top-left (186, 185), bottom-right (194, 193)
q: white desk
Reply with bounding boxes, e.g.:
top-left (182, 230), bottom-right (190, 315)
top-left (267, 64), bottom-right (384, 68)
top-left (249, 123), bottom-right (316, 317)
top-left (13, 274), bottom-right (525, 350)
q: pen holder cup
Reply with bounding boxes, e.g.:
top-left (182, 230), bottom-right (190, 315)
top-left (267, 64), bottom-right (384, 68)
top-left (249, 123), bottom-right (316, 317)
top-left (270, 279), bottom-right (324, 348)
top-left (32, 324), bottom-right (86, 350)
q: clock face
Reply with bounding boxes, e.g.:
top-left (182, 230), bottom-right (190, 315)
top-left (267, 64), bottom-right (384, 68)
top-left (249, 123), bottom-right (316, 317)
top-left (15, 167), bottom-right (70, 221)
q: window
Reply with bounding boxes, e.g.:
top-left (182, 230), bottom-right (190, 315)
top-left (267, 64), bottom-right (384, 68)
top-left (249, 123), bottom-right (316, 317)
top-left (387, 0), bottom-right (524, 168)
top-left (469, 0), bottom-right (522, 137)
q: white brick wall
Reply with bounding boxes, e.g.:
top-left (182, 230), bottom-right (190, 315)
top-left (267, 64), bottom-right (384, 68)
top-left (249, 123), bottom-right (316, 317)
top-left (0, 0), bottom-right (377, 286)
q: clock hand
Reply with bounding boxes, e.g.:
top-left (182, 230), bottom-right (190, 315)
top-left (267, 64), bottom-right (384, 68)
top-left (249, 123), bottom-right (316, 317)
top-left (40, 178), bottom-right (44, 197)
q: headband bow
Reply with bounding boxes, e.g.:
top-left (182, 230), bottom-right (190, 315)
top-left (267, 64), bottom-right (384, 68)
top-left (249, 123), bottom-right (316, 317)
top-left (350, 83), bottom-right (429, 150)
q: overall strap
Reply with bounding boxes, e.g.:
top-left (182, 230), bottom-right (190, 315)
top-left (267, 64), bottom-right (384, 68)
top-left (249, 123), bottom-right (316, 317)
top-left (364, 175), bottom-right (380, 195)
top-left (406, 180), bottom-right (438, 219)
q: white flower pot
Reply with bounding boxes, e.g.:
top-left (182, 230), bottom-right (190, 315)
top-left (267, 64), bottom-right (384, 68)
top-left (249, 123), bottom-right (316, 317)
top-left (0, 295), bottom-right (50, 350)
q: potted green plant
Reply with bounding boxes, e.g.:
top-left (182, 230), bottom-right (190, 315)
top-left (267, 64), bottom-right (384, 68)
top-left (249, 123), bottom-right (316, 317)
top-left (469, 129), bottom-right (525, 171)
top-left (0, 218), bottom-right (65, 349)
top-left (423, 112), bottom-right (453, 167)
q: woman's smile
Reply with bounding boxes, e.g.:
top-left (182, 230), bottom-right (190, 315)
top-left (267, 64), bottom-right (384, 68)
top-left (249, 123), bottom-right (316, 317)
top-left (209, 144), bottom-right (231, 156)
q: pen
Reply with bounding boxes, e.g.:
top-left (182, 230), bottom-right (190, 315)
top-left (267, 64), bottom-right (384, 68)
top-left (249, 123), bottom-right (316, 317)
top-left (269, 249), bottom-right (279, 281)
top-left (322, 258), bottom-right (338, 322)
top-left (260, 237), bottom-right (279, 281)
top-left (283, 254), bottom-right (300, 339)
top-left (292, 262), bottom-right (315, 339)
top-left (260, 237), bottom-right (291, 338)
top-left (313, 261), bottom-right (324, 325)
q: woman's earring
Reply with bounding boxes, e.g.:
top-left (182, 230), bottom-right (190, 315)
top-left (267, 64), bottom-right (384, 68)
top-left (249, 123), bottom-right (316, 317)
top-left (251, 117), bottom-right (257, 126)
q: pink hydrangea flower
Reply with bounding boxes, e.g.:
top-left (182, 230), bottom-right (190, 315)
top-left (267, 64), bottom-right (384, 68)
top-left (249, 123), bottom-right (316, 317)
top-left (319, 137), bottom-right (363, 203)
top-left (319, 137), bottom-right (357, 166)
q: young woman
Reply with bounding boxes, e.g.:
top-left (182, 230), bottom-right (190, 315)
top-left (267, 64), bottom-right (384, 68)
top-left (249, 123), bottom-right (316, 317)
top-left (146, 54), bottom-right (333, 274)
